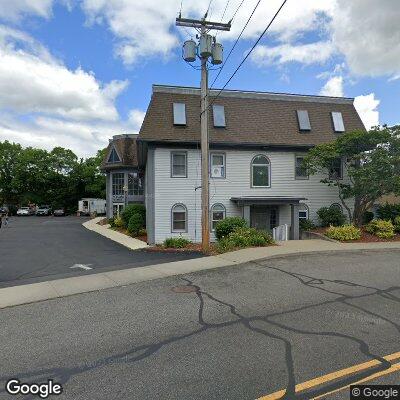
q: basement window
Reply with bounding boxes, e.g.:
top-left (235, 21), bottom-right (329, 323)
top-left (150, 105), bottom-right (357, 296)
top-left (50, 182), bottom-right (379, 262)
top-left (331, 112), bottom-right (345, 133)
top-left (296, 110), bottom-right (311, 131)
top-left (213, 105), bottom-right (226, 127)
top-left (173, 103), bottom-right (186, 125)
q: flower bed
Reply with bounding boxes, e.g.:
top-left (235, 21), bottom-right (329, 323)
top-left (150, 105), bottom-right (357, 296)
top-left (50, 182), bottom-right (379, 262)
top-left (312, 227), bottom-right (400, 243)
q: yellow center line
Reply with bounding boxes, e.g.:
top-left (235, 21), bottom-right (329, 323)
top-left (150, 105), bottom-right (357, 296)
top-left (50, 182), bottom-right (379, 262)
top-left (312, 362), bottom-right (400, 399)
top-left (258, 351), bottom-right (400, 400)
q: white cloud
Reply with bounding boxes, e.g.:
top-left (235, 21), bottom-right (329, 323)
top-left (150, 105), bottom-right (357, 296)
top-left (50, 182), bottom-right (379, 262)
top-left (0, 26), bottom-right (127, 121)
top-left (128, 109), bottom-right (145, 129)
top-left (0, 0), bottom-right (54, 21)
top-left (0, 25), bottom-right (141, 157)
top-left (251, 41), bottom-right (334, 66)
top-left (331, 0), bottom-right (400, 78)
top-left (354, 93), bottom-right (380, 130)
top-left (80, 0), bottom-right (336, 64)
top-left (320, 76), bottom-right (343, 97)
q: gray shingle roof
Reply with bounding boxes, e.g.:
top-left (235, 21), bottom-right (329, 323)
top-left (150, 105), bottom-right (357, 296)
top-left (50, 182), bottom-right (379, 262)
top-left (138, 85), bottom-right (366, 147)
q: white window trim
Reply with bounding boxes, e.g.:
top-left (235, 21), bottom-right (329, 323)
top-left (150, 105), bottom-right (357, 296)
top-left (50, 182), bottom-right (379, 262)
top-left (171, 151), bottom-right (187, 178)
top-left (251, 155), bottom-right (271, 188)
top-left (171, 204), bottom-right (188, 233)
top-left (210, 203), bottom-right (226, 232)
top-left (107, 146), bottom-right (121, 164)
top-left (299, 204), bottom-right (309, 220)
top-left (210, 152), bottom-right (226, 179)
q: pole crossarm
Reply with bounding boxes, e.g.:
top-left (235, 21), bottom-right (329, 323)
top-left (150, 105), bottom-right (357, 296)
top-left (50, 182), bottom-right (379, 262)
top-left (176, 17), bottom-right (231, 31)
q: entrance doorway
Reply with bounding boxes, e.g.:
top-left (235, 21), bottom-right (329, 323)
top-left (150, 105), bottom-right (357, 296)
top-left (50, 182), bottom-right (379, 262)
top-left (250, 206), bottom-right (278, 232)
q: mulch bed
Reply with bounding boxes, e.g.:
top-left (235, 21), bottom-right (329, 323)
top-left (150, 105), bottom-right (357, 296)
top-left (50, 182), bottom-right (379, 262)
top-left (311, 227), bottom-right (400, 243)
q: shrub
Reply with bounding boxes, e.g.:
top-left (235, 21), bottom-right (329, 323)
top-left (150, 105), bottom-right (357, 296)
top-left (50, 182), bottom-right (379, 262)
top-left (317, 207), bottom-right (346, 227)
top-left (326, 225), bottom-right (361, 241)
top-left (138, 228), bottom-right (147, 237)
top-left (164, 237), bottom-right (191, 248)
top-left (363, 211), bottom-right (375, 224)
top-left (377, 203), bottom-right (400, 222)
top-left (214, 217), bottom-right (247, 240)
top-left (299, 219), bottom-right (315, 231)
top-left (114, 216), bottom-right (124, 228)
top-left (127, 214), bottom-right (144, 236)
top-left (108, 217), bottom-right (115, 227)
top-left (216, 227), bottom-right (274, 253)
top-left (366, 219), bottom-right (395, 239)
top-left (122, 204), bottom-right (146, 227)
top-left (394, 216), bottom-right (400, 233)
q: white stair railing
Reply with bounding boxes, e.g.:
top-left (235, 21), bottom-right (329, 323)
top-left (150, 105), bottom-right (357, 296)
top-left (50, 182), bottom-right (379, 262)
top-left (273, 224), bottom-right (289, 241)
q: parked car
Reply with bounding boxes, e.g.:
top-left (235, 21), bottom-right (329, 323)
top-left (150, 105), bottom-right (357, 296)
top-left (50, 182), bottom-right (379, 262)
top-left (36, 205), bottom-right (52, 216)
top-left (53, 208), bottom-right (66, 217)
top-left (17, 207), bottom-right (34, 216)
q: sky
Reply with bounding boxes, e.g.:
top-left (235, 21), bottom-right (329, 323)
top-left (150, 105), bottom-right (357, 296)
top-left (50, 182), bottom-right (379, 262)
top-left (0, 0), bottom-right (398, 158)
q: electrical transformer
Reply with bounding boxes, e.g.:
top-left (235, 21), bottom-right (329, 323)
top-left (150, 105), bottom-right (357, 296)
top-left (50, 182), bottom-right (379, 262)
top-left (199, 34), bottom-right (213, 58)
top-left (183, 39), bottom-right (197, 62)
top-left (211, 42), bottom-right (223, 65)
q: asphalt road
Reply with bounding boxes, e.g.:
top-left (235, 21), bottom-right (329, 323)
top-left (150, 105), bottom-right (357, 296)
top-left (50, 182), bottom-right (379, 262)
top-left (0, 249), bottom-right (399, 399)
top-left (0, 216), bottom-right (202, 288)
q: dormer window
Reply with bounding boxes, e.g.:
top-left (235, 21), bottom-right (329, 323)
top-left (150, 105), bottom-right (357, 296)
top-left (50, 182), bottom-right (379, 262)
top-left (173, 103), bottom-right (186, 125)
top-left (296, 110), bottom-right (311, 131)
top-left (331, 112), bottom-right (345, 132)
top-left (213, 105), bottom-right (226, 127)
top-left (107, 147), bottom-right (121, 163)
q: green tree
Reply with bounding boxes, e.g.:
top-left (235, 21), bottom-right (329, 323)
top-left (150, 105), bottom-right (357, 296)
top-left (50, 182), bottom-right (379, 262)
top-left (305, 126), bottom-right (400, 226)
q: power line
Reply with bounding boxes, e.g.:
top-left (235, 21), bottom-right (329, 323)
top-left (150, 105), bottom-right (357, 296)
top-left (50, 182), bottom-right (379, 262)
top-left (220, 0), bottom-right (231, 22)
top-left (207, 0), bottom-right (287, 111)
top-left (229, 0), bottom-right (246, 23)
top-left (205, 0), bottom-right (214, 18)
top-left (211, 0), bottom-right (261, 89)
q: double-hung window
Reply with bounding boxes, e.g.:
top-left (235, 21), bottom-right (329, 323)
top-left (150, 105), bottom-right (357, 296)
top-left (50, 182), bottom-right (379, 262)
top-left (295, 156), bottom-right (309, 179)
top-left (251, 155), bottom-right (270, 187)
top-left (112, 173), bottom-right (124, 196)
top-left (128, 172), bottom-right (144, 196)
top-left (171, 152), bottom-right (187, 178)
top-left (171, 204), bottom-right (187, 232)
top-left (210, 153), bottom-right (225, 178)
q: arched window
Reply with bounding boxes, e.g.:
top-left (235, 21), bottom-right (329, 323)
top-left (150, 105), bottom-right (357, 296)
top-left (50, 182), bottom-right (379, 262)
top-left (171, 204), bottom-right (187, 232)
top-left (251, 155), bottom-right (270, 187)
top-left (211, 203), bottom-right (226, 231)
top-left (299, 203), bottom-right (309, 221)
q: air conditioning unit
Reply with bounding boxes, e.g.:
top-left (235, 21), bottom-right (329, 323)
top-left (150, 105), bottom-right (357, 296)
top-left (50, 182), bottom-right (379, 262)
top-left (212, 166), bottom-right (223, 178)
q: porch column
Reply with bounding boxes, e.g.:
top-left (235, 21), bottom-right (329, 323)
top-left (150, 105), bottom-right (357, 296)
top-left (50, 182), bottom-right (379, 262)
top-left (290, 203), bottom-right (300, 240)
top-left (243, 205), bottom-right (251, 226)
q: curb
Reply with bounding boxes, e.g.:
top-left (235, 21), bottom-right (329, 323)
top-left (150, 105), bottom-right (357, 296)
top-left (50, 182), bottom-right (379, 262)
top-left (1, 240), bottom-right (400, 310)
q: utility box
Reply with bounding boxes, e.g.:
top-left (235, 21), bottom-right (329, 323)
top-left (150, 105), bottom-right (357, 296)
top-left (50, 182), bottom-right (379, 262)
top-left (78, 198), bottom-right (106, 216)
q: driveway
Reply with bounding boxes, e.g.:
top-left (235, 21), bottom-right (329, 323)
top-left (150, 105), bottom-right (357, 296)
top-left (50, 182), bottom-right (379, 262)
top-left (0, 216), bottom-right (202, 288)
top-left (0, 249), bottom-right (398, 399)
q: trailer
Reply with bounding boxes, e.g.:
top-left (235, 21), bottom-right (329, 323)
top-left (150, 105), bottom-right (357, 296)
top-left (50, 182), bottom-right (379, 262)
top-left (78, 198), bottom-right (107, 216)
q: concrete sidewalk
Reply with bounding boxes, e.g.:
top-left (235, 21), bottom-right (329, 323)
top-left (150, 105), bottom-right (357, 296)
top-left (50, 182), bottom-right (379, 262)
top-left (83, 217), bottom-right (148, 250)
top-left (1, 239), bottom-right (400, 309)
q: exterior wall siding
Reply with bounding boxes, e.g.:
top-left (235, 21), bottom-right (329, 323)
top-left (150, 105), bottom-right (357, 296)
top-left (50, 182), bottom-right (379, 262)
top-left (151, 147), bottom-right (351, 244)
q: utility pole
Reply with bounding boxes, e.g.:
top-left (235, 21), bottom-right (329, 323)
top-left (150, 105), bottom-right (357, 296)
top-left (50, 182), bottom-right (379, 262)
top-left (176, 15), bottom-right (231, 252)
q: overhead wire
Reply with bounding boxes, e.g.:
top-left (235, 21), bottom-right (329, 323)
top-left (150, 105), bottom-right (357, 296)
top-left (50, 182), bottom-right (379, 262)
top-left (206, 0), bottom-right (287, 112)
top-left (210, 0), bottom-right (261, 89)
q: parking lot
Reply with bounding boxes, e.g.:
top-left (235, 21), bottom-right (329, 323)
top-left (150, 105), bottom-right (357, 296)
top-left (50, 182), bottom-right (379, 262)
top-left (0, 216), bottom-right (203, 288)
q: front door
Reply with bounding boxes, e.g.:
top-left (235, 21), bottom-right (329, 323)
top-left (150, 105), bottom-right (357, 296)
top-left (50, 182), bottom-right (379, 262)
top-left (250, 206), bottom-right (278, 232)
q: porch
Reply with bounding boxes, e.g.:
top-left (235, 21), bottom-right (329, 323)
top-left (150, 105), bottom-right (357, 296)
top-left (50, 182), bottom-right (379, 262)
top-left (230, 196), bottom-right (307, 240)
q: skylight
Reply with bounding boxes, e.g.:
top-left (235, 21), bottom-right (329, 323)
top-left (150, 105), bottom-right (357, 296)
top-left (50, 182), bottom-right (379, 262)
top-left (331, 112), bottom-right (345, 132)
top-left (213, 105), bottom-right (226, 127)
top-left (173, 103), bottom-right (186, 125)
top-left (296, 110), bottom-right (311, 131)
